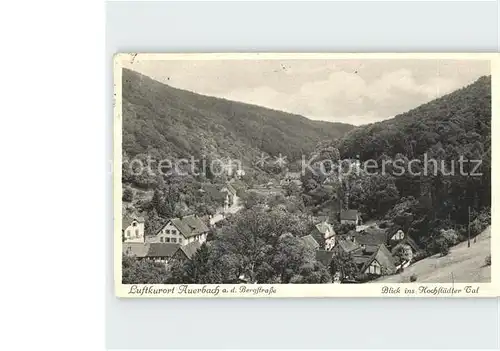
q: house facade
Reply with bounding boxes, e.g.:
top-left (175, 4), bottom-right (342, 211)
top-left (340, 210), bottom-right (361, 226)
top-left (147, 214), bottom-right (210, 246)
top-left (390, 229), bottom-right (405, 241)
top-left (122, 215), bottom-right (145, 243)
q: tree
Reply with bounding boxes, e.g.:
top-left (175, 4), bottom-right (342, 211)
top-left (145, 208), bottom-right (164, 236)
top-left (330, 252), bottom-right (358, 282)
top-left (271, 233), bottom-right (316, 283)
top-left (179, 243), bottom-right (218, 283)
top-left (283, 182), bottom-right (301, 197)
top-left (393, 244), bottom-right (413, 267)
top-left (122, 255), bottom-right (168, 284)
top-left (208, 207), bottom-right (313, 283)
top-left (290, 262), bottom-right (332, 284)
top-left (242, 191), bottom-right (267, 209)
top-left (122, 188), bottom-right (134, 202)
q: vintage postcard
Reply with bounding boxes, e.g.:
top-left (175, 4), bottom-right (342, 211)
top-left (114, 53), bottom-right (499, 298)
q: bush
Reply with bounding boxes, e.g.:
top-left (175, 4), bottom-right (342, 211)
top-left (439, 240), bottom-right (450, 256)
top-left (410, 274), bottom-right (417, 282)
top-left (485, 255), bottom-right (491, 266)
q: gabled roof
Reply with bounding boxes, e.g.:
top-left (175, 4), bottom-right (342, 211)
top-left (169, 214), bottom-right (210, 238)
top-left (314, 221), bottom-right (335, 238)
top-left (122, 216), bottom-right (134, 230)
top-left (123, 242), bottom-right (198, 259)
top-left (340, 210), bottom-right (359, 221)
top-left (301, 235), bottom-right (320, 250)
top-left (315, 250), bottom-right (335, 267)
top-left (336, 238), bottom-right (361, 254)
top-left (392, 236), bottom-right (421, 253)
top-left (229, 180), bottom-right (246, 194)
top-left (355, 244), bottom-right (396, 274)
top-left (352, 227), bottom-right (388, 246)
top-left (123, 243), bottom-right (150, 258)
top-left (179, 241), bottom-right (202, 259)
top-left (147, 243), bottom-right (181, 257)
top-left (122, 215), bottom-right (145, 230)
top-left (222, 183), bottom-right (237, 196)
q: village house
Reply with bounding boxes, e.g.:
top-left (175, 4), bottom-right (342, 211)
top-left (147, 214), bottom-right (209, 246)
top-left (332, 228), bottom-right (397, 279)
top-left (352, 243), bottom-right (396, 276)
top-left (334, 236), bottom-right (361, 255)
top-left (220, 183), bottom-right (239, 208)
top-left (200, 182), bottom-right (240, 213)
top-left (122, 215), bottom-right (145, 243)
top-left (386, 227), bottom-right (422, 266)
top-left (123, 241), bottom-right (202, 265)
top-left (315, 249), bottom-right (335, 268)
top-left (309, 219), bottom-right (336, 251)
top-left (340, 209), bottom-right (361, 226)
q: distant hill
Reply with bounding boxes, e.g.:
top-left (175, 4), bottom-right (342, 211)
top-left (122, 68), bottom-right (354, 164)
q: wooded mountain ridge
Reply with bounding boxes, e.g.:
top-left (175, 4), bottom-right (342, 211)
top-left (122, 68), bottom-right (354, 164)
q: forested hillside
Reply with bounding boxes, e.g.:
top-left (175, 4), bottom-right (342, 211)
top-left (339, 76), bottom-right (491, 163)
top-left (330, 76), bottom-right (491, 252)
top-left (122, 68), bottom-right (354, 164)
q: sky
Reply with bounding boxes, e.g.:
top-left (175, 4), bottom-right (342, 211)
top-left (124, 58), bottom-right (490, 126)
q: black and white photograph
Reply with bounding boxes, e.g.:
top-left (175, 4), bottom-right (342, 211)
top-left (114, 54), bottom-right (497, 297)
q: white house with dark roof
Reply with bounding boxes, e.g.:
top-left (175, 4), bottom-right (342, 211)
top-left (200, 182), bottom-right (240, 213)
top-left (122, 215), bottom-right (145, 243)
top-left (147, 214), bottom-right (209, 246)
top-left (340, 210), bottom-right (361, 226)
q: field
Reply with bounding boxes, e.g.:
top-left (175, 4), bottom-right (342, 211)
top-left (375, 226), bottom-right (491, 283)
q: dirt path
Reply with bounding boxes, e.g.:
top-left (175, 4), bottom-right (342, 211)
top-left (374, 226), bottom-right (491, 283)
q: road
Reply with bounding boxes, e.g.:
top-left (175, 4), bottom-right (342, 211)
top-left (374, 226), bottom-right (491, 283)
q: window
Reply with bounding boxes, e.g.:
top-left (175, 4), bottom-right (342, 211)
top-left (166, 229), bottom-right (171, 234)
top-left (172, 230), bottom-right (177, 235)
top-left (132, 222), bottom-right (137, 227)
top-left (171, 238), bottom-right (177, 243)
top-left (178, 238), bottom-right (183, 244)
top-left (126, 230), bottom-right (131, 237)
top-left (160, 237), bottom-right (164, 242)
top-left (165, 237), bottom-right (170, 243)
top-left (135, 229), bottom-right (139, 237)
